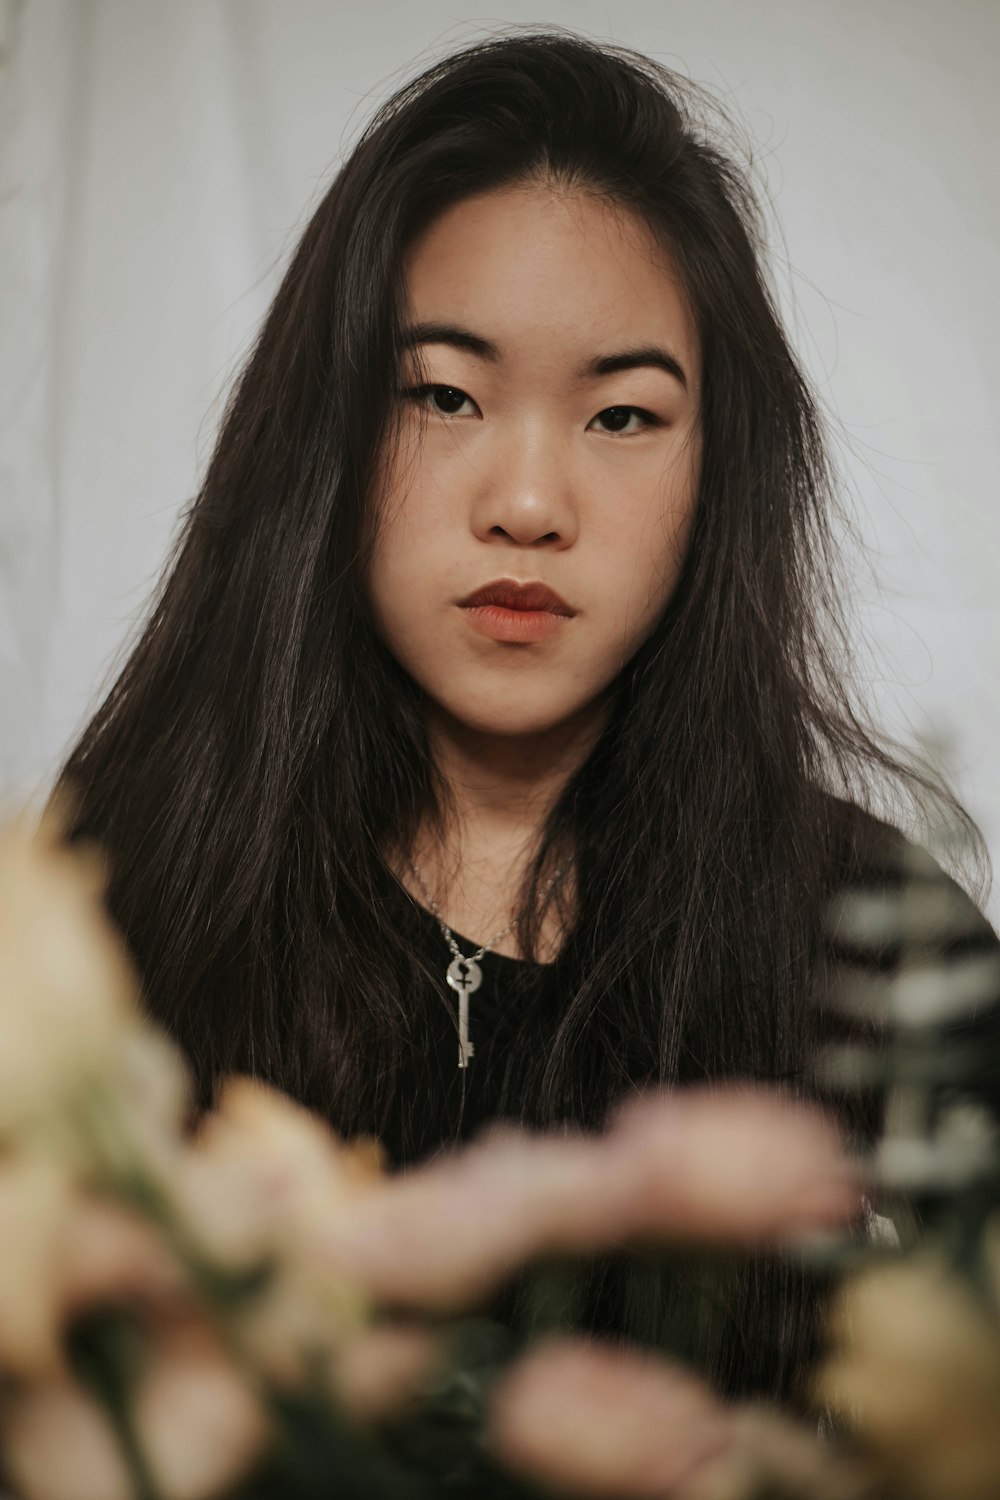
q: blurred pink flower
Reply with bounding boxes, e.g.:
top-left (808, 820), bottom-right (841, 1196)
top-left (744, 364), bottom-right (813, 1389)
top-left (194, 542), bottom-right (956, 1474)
top-left (322, 1085), bottom-right (862, 1310)
top-left (485, 1336), bottom-right (732, 1496)
top-left (331, 1322), bottom-right (442, 1425)
top-left (603, 1085), bottom-right (862, 1245)
top-left (57, 1195), bottom-right (185, 1319)
top-left (487, 1337), bottom-right (873, 1500)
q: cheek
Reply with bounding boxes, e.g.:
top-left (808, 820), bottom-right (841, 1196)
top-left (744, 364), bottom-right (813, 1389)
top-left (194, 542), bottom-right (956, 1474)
top-left (367, 526), bottom-right (429, 653)
top-left (365, 487), bottom-right (467, 674)
top-left (594, 458), bottom-right (699, 626)
top-left (371, 421), bottom-right (478, 566)
top-left (366, 451), bottom-right (438, 619)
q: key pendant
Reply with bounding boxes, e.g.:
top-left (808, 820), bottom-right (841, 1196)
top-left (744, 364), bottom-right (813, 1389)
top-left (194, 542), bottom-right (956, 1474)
top-left (447, 954), bottom-right (482, 1069)
top-left (457, 989), bottom-right (475, 1068)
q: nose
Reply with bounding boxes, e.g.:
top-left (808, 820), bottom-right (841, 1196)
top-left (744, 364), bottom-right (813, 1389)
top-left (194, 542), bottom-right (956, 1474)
top-left (468, 422), bottom-right (578, 549)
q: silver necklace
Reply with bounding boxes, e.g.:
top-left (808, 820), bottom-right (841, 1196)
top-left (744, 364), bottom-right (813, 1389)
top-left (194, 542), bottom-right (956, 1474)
top-left (406, 856), bottom-right (566, 1069)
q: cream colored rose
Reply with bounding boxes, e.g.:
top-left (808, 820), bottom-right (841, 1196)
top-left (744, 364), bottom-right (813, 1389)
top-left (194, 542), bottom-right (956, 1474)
top-left (174, 1077), bottom-right (382, 1266)
top-left (133, 1318), bottom-right (272, 1500)
top-left (0, 798), bottom-right (139, 1136)
top-left (171, 1078), bottom-right (382, 1386)
top-left (0, 1154), bottom-right (75, 1375)
top-left (1, 1378), bottom-right (134, 1500)
top-left (815, 1253), bottom-right (1000, 1500)
top-left (1, 1317), bottom-right (271, 1500)
top-left (0, 1158), bottom-right (184, 1379)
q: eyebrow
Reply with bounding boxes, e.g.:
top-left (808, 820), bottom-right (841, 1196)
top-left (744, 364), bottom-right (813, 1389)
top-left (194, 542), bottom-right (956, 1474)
top-left (401, 321), bottom-right (689, 391)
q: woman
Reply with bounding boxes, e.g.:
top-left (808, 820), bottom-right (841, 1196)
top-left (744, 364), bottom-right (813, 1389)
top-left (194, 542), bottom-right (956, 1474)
top-left (53, 23), bottom-right (994, 1436)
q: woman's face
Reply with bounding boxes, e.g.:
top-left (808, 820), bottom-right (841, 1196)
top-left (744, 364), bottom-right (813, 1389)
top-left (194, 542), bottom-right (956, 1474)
top-left (367, 182), bottom-right (702, 742)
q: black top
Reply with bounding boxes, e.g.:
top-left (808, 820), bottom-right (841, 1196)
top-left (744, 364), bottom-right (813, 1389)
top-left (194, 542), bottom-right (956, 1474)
top-left (377, 834), bottom-right (1000, 1337)
top-left (378, 842), bottom-right (1000, 1175)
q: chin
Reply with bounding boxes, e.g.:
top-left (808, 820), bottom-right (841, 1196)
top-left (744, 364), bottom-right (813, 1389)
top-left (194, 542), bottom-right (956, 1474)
top-left (429, 682), bottom-right (602, 742)
top-left (457, 711), bottom-right (576, 739)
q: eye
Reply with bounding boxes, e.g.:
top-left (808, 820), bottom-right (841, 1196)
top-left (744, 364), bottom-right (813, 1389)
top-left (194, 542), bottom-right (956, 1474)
top-left (588, 406), bottom-right (661, 437)
top-left (404, 384), bottom-right (480, 418)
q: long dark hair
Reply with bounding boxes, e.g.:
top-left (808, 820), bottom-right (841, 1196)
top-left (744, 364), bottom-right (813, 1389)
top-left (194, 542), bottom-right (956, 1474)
top-left (54, 28), bottom-right (986, 1404)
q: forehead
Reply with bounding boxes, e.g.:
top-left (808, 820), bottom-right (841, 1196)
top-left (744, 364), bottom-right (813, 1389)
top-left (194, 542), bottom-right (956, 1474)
top-left (401, 184), bottom-right (700, 387)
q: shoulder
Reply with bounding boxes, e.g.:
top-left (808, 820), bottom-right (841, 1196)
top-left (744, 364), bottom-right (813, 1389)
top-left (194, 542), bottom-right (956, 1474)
top-left (817, 795), bottom-right (998, 966)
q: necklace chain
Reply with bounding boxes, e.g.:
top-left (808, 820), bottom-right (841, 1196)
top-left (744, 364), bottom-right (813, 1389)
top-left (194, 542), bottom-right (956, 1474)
top-left (405, 859), bottom-right (510, 963)
top-left (405, 855), bottom-right (566, 962)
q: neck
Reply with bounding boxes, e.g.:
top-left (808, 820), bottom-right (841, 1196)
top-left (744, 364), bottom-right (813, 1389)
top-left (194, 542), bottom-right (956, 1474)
top-left (390, 696), bottom-right (607, 954)
top-left (424, 696), bottom-right (605, 860)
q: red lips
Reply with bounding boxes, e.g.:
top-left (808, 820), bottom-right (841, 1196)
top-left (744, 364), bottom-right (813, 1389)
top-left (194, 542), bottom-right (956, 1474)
top-left (456, 579), bottom-right (576, 615)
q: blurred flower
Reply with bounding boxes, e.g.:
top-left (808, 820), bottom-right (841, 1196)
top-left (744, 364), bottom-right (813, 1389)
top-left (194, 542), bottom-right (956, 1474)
top-left (172, 1078), bottom-right (384, 1386)
top-left (675, 1406), bottom-right (875, 1500)
top-left (321, 1123), bottom-right (613, 1310)
top-left (133, 1316), bottom-right (272, 1500)
top-left (331, 1322), bottom-right (443, 1426)
top-left (1, 1377), bottom-right (134, 1500)
top-left (602, 1085), bottom-right (862, 1245)
top-left (57, 1195), bottom-right (185, 1320)
top-left (322, 1086), bottom-right (862, 1311)
top-left (485, 1336), bottom-right (732, 1497)
top-left (0, 1153), bottom-right (75, 1375)
top-left (0, 1156), bottom-right (184, 1378)
top-left (176, 1076), bottom-right (383, 1266)
top-left (815, 1247), bottom-right (1000, 1500)
top-left (487, 1337), bottom-right (875, 1500)
top-left (1, 1314), bottom-right (271, 1500)
top-left (104, 1025), bottom-right (193, 1176)
top-left (0, 798), bottom-right (139, 1140)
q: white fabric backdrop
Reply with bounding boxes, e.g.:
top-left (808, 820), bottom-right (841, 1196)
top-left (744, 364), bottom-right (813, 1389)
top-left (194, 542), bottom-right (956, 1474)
top-left (1, 0), bottom-right (997, 917)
